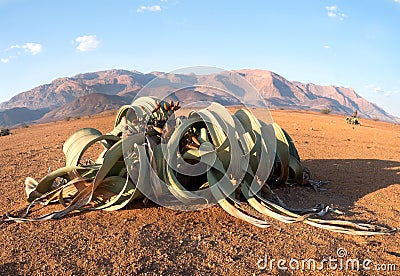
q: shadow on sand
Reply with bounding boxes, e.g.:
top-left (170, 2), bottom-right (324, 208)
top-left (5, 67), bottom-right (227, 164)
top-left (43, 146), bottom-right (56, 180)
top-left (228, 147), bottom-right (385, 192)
top-left (274, 159), bottom-right (400, 218)
top-left (122, 159), bottom-right (400, 226)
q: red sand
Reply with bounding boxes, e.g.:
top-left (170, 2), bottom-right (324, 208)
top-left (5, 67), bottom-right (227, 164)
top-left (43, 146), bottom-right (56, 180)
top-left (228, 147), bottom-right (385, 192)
top-left (0, 109), bottom-right (399, 275)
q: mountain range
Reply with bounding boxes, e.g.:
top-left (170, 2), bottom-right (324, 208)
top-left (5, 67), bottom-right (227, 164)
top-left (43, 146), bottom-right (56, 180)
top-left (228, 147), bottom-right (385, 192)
top-left (0, 69), bottom-right (398, 127)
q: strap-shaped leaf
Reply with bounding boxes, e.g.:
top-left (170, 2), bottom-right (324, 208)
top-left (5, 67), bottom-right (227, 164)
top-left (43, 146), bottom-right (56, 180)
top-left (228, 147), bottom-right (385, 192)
top-left (63, 128), bottom-right (120, 167)
top-left (272, 123), bottom-right (290, 184)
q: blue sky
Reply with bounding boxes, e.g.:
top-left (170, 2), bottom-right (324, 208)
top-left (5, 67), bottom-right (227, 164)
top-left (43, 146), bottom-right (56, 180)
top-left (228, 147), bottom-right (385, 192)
top-left (1, 0), bottom-right (399, 117)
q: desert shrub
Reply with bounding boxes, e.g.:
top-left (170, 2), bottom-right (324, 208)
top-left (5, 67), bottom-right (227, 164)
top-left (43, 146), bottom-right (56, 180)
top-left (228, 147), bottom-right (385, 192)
top-left (320, 108), bottom-right (332, 114)
top-left (65, 117), bottom-right (71, 121)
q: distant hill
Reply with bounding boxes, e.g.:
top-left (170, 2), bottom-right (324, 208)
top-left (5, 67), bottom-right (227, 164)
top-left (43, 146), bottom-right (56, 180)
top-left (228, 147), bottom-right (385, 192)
top-left (0, 107), bottom-right (49, 127)
top-left (38, 93), bottom-right (130, 123)
top-left (0, 69), bottom-right (398, 127)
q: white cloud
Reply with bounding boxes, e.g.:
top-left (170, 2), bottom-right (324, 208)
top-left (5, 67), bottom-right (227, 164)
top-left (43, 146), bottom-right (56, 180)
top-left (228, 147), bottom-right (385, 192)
top-left (366, 84), bottom-right (384, 93)
top-left (324, 45), bottom-right (330, 49)
top-left (75, 35), bottom-right (100, 52)
top-left (366, 84), bottom-right (399, 97)
top-left (1, 42), bottom-right (43, 62)
top-left (394, 0), bottom-right (400, 3)
top-left (136, 5), bottom-right (161, 13)
top-left (327, 11), bottom-right (336, 18)
top-left (384, 90), bottom-right (399, 97)
top-left (22, 43), bottom-right (43, 55)
top-left (8, 43), bottom-right (43, 55)
top-left (326, 6), bottom-right (338, 12)
top-left (325, 5), bottom-right (346, 20)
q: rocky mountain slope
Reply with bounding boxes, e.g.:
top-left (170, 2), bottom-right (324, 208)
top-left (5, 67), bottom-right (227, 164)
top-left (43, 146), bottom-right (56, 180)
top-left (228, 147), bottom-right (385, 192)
top-left (235, 69), bottom-right (397, 121)
top-left (38, 93), bottom-right (130, 123)
top-left (0, 69), bottom-right (398, 127)
top-left (0, 70), bottom-right (152, 111)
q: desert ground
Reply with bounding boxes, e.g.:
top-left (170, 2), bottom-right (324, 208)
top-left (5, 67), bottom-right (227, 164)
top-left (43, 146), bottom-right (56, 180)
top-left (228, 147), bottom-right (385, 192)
top-left (0, 109), bottom-right (399, 275)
